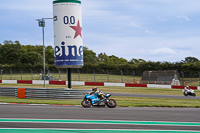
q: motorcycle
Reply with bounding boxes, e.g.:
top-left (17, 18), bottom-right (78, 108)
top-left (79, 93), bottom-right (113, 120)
top-left (182, 88), bottom-right (196, 97)
top-left (81, 93), bottom-right (117, 108)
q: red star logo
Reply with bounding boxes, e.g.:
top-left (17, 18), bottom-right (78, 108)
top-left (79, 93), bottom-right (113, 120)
top-left (70, 20), bottom-right (82, 39)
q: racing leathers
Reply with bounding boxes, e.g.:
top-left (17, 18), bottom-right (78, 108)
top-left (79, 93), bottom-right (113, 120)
top-left (90, 90), bottom-right (105, 101)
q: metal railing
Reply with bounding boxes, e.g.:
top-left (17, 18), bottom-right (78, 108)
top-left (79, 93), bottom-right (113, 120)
top-left (1, 69), bottom-right (200, 86)
top-left (0, 87), bottom-right (16, 97)
top-left (0, 87), bottom-right (90, 99)
top-left (0, 69), bottom-right (141, 83)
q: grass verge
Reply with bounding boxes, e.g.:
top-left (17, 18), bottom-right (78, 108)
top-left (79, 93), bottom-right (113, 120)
top-left (113, 96), bottom-right (200, 108)
top-left (0, 96), bottom-right (81, 105)
top-left (1, 96), bottom-right (200, 108)
top-left (1, 84), bottom-right (200, 108)
top-left (1, 83), bottom-right (200, 95)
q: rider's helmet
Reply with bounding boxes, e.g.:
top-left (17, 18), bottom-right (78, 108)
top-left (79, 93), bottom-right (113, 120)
top-left (186, 86), bottom-right (189, 89)
top-left (92, 87), bottom-right (99, 92)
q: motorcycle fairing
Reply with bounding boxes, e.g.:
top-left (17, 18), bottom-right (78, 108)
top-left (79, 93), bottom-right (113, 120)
top-left (85, 94), bottom-right (100, 104)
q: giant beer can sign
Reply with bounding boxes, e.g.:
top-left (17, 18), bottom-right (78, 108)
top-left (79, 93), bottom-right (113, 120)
top-left (53, 0), bottom-right (83, 68)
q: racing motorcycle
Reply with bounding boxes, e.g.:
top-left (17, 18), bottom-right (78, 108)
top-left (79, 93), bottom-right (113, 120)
top-left (182, 88), bottom-right (196, 97)
top-left (81, 93), bottom-right (117, 108)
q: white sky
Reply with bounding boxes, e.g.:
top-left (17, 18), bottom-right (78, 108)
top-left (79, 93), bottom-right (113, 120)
top-left (0, 0), bottom-right (200, 62)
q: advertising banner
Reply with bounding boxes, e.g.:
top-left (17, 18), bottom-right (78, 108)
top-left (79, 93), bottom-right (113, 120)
top-left (53, 0), bottom-right (83, 68)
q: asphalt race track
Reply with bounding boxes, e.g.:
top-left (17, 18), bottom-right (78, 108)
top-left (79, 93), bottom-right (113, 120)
top-left (112, 93), bottom-right (200, 99)
top-left (0, 103), bottom-right (200, 133)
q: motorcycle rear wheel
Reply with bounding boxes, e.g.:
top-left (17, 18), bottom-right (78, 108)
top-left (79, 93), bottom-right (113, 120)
top-left (193, 93), bottom-right (196, 97)
top-left (106, 99), bottom-right (117, 108)
top-left (81, 99), bottom-right (92, 108)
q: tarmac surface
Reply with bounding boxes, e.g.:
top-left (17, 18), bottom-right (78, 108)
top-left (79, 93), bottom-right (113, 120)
top-left (0, 103), bottom-right (200, 132)
top-left (112, 93), bottom-right (200, 99)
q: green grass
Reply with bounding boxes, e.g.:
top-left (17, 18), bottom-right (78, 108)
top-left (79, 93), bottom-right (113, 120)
top-left (0, 96), bottom-right (81, 105)
top-left (77, 86), bottom-right (200, 96)
top-left (1, 83), bottom-right (200, 95)
top-left (181, 78), bottom-right (200, 86)
top-left (1, 73), bottom-right (141, 83)
top-left (1, 84), bottom-right (200, 108)
top-left (2, 72), bottom-right (200, 85)
top-left (114, 96), bottom-right (200, 108)
top-left (1, 96), bottom-right (200, 108)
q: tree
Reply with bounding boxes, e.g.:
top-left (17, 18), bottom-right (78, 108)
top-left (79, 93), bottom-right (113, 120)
top-left (129, 58), bottom-right (146, 64)
top-left (1, 40), bottom-right (22, 64)
top-left (83, 47), bottom-right (98, 64)
top-left (0, 43), bottom-right (3, 64)
top-left (107, 55), bottom-right (127, 64)
top-left (19, 52), bottom-right (43, 65)
top-left (98, 53), bottom-right (108, 63)
top-left (182, 57), bottom-right (199, 63)
top-left (2, 40), bottom-right (200, 75)
top-left (45, 46), bottom-right (54, 64)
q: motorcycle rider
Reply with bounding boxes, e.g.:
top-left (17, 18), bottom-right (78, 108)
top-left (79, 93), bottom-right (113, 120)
top-left (183, 86), bottom-right (190, 94)
top-left (183, 86), bottom-right (196, 97)
top-left (184, 86), bottom-right (190, 91)
top-left (90, 87), bottom-right (105, 101)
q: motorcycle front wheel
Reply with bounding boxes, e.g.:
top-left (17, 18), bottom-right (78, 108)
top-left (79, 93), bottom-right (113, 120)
top-left (183, 92), bottom-right (188, 96)
top-left (81, 99), bottom-right (92, 108)
top-left (106, 99), bottom-right (117, 108)
top-left (193, 93), bottom-right (196, 97)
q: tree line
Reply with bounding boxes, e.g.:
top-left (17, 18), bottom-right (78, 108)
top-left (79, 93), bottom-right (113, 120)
top-left (0, 40), bottom-right (200, 75)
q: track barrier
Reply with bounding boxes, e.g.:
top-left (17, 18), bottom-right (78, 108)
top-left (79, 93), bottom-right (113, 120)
top-left (0, 80), bottom-right (200, 95)
top-left (17, 88), bottom-right (25, 98)
top-left (0, 87), bottom-right (90, 99)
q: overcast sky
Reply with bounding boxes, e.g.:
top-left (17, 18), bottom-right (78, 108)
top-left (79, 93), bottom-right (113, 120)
top-left (0, 0), bottom-right (200, 62)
